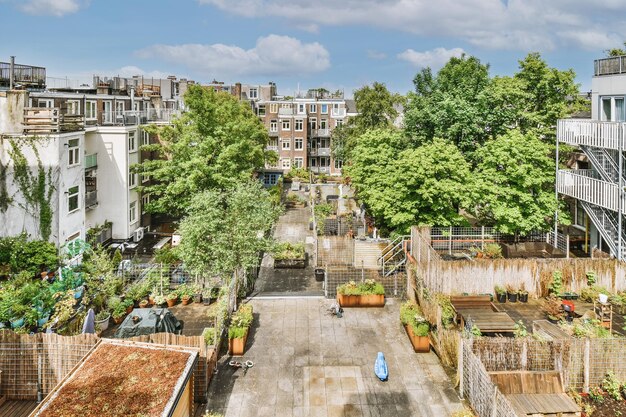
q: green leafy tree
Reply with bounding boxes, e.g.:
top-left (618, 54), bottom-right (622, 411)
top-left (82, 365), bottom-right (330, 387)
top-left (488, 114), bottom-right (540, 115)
top-left (177, 180), bottom-right (281, 285)
top-left (0, 234), bottom-right (58, 275)
top-left (135, 85), bottom-right (270, 217)
top-left (473, 130), bottom-right (558, 234)
top-left (606, 42), bottom-right (626, 57)
top-left (346, 130), bottom-right (473, 232)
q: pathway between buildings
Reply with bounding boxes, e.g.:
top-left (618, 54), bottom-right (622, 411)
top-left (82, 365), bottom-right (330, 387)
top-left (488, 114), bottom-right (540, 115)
top-left (207, 298), bottom-right (463, 417)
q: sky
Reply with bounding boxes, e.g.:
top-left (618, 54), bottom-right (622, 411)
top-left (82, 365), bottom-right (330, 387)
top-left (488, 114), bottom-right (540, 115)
top-left (0, 0), bottom-right (624, 96)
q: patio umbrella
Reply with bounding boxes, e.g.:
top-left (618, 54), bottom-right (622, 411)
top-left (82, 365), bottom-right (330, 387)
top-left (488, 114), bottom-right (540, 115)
top-left (82, 308), bottom-right (96, 334)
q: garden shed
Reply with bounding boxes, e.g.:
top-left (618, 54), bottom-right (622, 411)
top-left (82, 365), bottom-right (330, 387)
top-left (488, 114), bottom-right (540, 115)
top-left (28, 340), bottom-right (199, 417)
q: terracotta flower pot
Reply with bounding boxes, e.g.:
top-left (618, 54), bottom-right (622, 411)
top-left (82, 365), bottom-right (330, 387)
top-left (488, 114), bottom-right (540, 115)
top-left (113, 315), bottom-right (125, 325)
top-left (181, 296), bottom-right (192, 306)
top-left (167, 298), bottom-right (177, 307)
top-left (126, 305), bottom-right (134, 314)
top-left (139, 300), bottom-right (149, 308)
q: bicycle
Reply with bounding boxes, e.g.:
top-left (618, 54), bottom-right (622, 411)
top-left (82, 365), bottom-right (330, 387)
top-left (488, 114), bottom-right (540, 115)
top-left (228, 359), bottom-right (254, 374)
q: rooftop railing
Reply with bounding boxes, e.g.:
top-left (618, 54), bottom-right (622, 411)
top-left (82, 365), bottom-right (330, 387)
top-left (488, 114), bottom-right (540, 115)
top-left (595, 56), bottom-right (626, 76)
top-left (0, 62), bottom-right (46, 88)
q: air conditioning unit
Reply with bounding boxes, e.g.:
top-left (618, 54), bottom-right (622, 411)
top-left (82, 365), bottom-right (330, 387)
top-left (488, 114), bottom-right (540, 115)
top-left (133, 227), bottom-right (144, 242)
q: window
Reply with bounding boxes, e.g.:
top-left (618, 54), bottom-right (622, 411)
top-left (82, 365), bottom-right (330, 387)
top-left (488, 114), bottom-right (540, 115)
top-left (68, 186), bottom-right (79, 213)
top-left (68, 138), bottom-right (80, 166)
top-left (320, 119), bottom-right (328, 129)
top-left (103, 101), bottom-right (112, 123)
top-left (321, 104), bottom-right (328, 114)
top-left (270, 103), bottom-right (278, 113)
top-left (85, 101), bottom-right (96, 120)
top-left (249, 88), bottom-right (258, 99)
top-left (115, 101), bottom-right (125, 117)
top-left (67, 100), bottom-right (80, 115)
top-left (129, 201), bottom-right (137, 224)
top-left (298, 104), bottom-right (305, 113)
top-left (142, 173), bottom-right (150, 183)
top-left (309, 104), bottom-right (317, 113)
top-left (282, 139), bottom-right (291, 150)
top-left (309, 117), bottom-right (317, 130)
top-left (141, 130), bottom-right (150, 146)
top-left (282, 120), bottom-right (291, 131)
top-left (270, 120), bottom-right (278, 132)
top-left (128, 132), bottom-right (136, 152)
top-left (142, 194), bottom-right (150, 214)
top-left (616, 98), bottom-right (625, 122)
top-left (258, 105), bottom-right (266, 116)
top-left (334, 159), bottom-right (343, 169)
top-left (294, 157), bottom-right (304, 168)
top-left (37, 99), bottom-right (53, 108)
top-left (263, 173), bottom-right (279, 186)
top-left (128, 172), bottom-right (137, 189)
top-left (295, 138), bottom-right (303, 150)
top-left (295, 119), bottom-right (303, 131)
top-left (281, 159), bottom-right (291, 169)
top-left (576, 200), bottom-right (585, 227)
top-left (336, 119), bottom-right (344, 127)
top-left (310, 158), bottom-right (317, 167)
top-left (133, 101), bottom-right (140, 111)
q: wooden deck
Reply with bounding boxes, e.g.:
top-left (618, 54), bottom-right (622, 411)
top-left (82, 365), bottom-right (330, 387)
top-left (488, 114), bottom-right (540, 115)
top-left (0, 400), bottom-right (38, 417)
top-left (507, 393), bottom-right (580, 416)
top-left (457, 307), bottom-right (516, 333)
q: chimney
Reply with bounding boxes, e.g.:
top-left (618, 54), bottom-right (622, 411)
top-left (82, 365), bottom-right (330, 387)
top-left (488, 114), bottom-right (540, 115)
top-left (9, 56), bottom-right (15, 90)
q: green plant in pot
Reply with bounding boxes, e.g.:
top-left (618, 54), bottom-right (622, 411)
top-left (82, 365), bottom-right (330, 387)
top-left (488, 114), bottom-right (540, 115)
top-left (154, 294), bottom-right (166, 307)
top-left (518, 283), bottom-right (529, 303)
top-left (202, 327), bottom-right (216, 346)
top-left (400, 301), bottom-right (431, 352)
top-left (177, 284), bottom-right (195, 305)
top-left (166, 292), bottom-right (178, 307)
top-left (506, 284), bottom-right (518, 302)
top-left (495, 285), bottom-right (506, 303)
top-left (111, 302), bottom-right (128, 324)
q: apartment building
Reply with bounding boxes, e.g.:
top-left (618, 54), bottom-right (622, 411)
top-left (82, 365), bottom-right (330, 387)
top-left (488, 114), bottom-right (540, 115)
top-left (0, 59), bottom-right (189, 248)
top-left (556, 55), bottom-right (626, 260)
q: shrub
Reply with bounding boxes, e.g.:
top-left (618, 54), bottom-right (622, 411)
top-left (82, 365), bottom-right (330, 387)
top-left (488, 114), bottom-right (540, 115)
top-left (202, 328), bottom-right (216, 346)
top-left (229, 303), bottom-right (253, 339)
top-left (602, 372), bottom-right (622, 401)
top-left (494, 285), bottom-right (506, 295)
top-left (580, 285), bottom-right (610, 303)
top-left (513, 320), bottom-right (527, 338)
top-left (589, 385), bottom-right (604, 403)
top-left (483, 243), bottom-right (503, 259)
top-left (400, 301), bottom-right (430, 337)
top-left (586, 271), bottom-right (596, 286)
top-left (549, 271), bottom-right (563, 296)
top-left (542, 295), bottom-right (564, 321)
top-left (336, 279), bottom-right (385, 296)
top-left (435, 294), bottom-right (455, 328)
top-left (273, 242), bottom-right (305, 260)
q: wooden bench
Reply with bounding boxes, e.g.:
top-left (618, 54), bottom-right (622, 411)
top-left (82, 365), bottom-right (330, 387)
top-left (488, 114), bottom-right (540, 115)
top-left (450, 295), bottom-right (501, 325)
top-left (153, 237), bottom-right (171, 251)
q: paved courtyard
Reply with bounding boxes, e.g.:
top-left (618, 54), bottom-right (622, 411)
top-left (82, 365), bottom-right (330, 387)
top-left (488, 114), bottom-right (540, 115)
top-left (207, 298), bottom-right (463, 416)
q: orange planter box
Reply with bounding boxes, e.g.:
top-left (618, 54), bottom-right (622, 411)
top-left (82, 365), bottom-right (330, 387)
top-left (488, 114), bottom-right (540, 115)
top-left (337, 294), bottom-right (385, 307)
top-left (404, 324), bottom-right (430, 353)
top-left (228, 329), bottom-right (249, 356)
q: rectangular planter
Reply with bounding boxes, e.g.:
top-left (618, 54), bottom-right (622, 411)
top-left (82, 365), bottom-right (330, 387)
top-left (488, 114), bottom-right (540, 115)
top-left (274, 258), bottom-right (306, 269)
top-left (228, 329), bottom-right (249, 356)
top-left (337, 294), bottom-right (385, 307)
top-left (404, 324), bottom-right (430, 353)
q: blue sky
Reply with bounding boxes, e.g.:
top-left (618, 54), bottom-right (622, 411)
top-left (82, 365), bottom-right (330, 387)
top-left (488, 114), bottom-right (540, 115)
top-left (0, 0), bottom-right (623, 96)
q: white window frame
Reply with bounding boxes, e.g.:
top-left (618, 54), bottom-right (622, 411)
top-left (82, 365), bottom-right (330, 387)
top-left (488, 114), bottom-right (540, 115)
top-left (67, 138), bottom-right (80, 167)
top-left (38, 99), bottom-right (53, 108)
top-left (309, 117), bottom-right (317, 130)
top-left (128, 172), bottom-right (137, 189)
top-left (270, 103), bottom-right (278, 113)
top-left (68, 186), bottom-right (79, 213)
top-left (128, 132), bottom-right (137, 153)
top-left (129, 201), bottom-right (137, 224)
top-left (103, 100), bottom-right (113, 124)
top-left (282, 120), bottom-right (291, 131)
top-left (258, 104), bottom-right (266, 116)
top-left (334, 159), bottom-right (343, 169)
top-left (85, 100), bottom-right (97, 120)
top-left (282, 138), bottom-right (291, 150)
top-left (320, 119), bottom-right (328, 129)
top-left (294, 137), bottom-right (303, 150)
top-left (281, 159), bottom-right (291, 169)
top-left (115, 101), bottom-right (125, 118)
top-left (67, 100), bottom-right (80, 115)
top-left (142, 173), bottom-right (150, 183)
top-left (336, 119), bottom-right (344, 127)
top-left (270, 120), bottom-right (278, 132)
top-left (294, 157), bottom-right (304, 168)
top-left (298, 103), bottom-right (305, 114)
top-left (141, 130), bottom-right (150, 146)
top-left (294, 119), bottom-right (304, 131)
top-left (309, 104), bottom-right (317, 113)
top-left (142, 194), bottom-right (150, 214)
top-left (249, 88), bottom-right (258, 99)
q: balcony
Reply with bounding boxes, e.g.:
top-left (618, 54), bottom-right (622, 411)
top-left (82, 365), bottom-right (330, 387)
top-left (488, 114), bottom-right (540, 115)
top-left (269, 129), bottom-right (279, 137)
top-left (85, 190), bottom-right (98, 209)
top-left (557, 170), bottom-right (620, 213)
top-left (310, 128), bottom-right (331, 137)
top-left (85, 154), bottom-right (97, 170)
top-left (557, 119), bottom-right (626, 151)
top-left (595, 56), bottom-right (626, 76)
top-left (0, 61), bottom-right (46, 89)
top-left (310, 147), bottom-right (331, 157)
top-left (310, 166), bottom-right (330, 174)
top-left (266, 145), bottom-right (279, 151)
top-left (22, 108), bottom-right (84, 134)
top-left (278, 107), bottom-right (294, 116)
top-left (331, 108), bottom-right (346, 118)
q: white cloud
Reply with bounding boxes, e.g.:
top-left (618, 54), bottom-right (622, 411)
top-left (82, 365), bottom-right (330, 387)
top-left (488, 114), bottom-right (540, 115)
top-left (367, 50), bottom-right (387, 60)
top-left (19, 0), bottom-right (86, 16)
top-left (398, 47), bottom-right (465, 69)
top-left (198, 0), bottom-right (626, 52)
top-left (136, 35), bottom-right (330, 77)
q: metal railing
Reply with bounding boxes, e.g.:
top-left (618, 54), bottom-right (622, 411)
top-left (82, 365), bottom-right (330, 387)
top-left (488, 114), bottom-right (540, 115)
top-left (98, 109), bottom-right (181, 126)
top-left (266, 145), bottom-right (278, 151)
top-left (84, 154), bottom-right (97, 170)
top-left (546, 231), bottom-right (570, 257)
top-left (309, 147), bottom-right (330, 157)
top-left (278, 107), bottom-right (294, 116)
top-left (557, 119), bottom-right (625, 151)
top-left (331, 108), bottom-right (346, 117)
top-left (85, 190), bottom-right (97, 208)
top-left (310, 128), bottom-right (331, 137)
top-left (595, 56), bottom-right (626, 76)
top-left (557, 169), bottom-right (619, 213)
top-left (310, 166), bottom-right (330, 174)
top-left (0, 61), bottom-right (46, 88)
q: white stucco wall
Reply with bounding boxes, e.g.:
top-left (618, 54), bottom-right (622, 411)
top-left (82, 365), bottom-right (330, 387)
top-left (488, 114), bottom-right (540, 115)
top-left (591, 73), bottom-right (626, 120)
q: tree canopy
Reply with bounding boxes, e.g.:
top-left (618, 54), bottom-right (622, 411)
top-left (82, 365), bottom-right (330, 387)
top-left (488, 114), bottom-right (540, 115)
top-left (136, 85), bottom-right (270, 217)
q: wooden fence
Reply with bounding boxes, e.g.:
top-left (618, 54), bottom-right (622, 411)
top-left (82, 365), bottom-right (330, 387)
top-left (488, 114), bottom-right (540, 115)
top-left (411, 226), bottom-right (626, 296)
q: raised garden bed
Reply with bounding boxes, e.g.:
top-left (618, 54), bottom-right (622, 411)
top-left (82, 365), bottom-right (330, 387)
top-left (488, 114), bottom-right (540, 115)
top-left (228, 304), bottom-right (253, 355)
top-left (273, 242), bottom-right (306, 269)
top-left (400, 301), bottom-right (431, 353)
top-left (336, 280), bottom-right (385, 308)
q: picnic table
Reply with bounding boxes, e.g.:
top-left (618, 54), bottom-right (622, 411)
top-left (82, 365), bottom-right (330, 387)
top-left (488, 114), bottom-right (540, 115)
top-left (456, 308), bottom-right (516, 333)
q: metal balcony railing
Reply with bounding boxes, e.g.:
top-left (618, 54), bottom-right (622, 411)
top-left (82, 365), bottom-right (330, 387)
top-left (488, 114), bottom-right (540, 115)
top-left (266, 145), bottom-right (278, 151)
top-left (557, 119), bottom-right (626, 151)
top-left (84, 154), bottom-right (97, 170)
top-left (331, 108), bottom-right (346, 117)
top-left (310, 128), bottom-right (331, 137)
top-left (310, 166), bottom-right (330, 174)
top-left (310, 147), bottom-right (331, 157)
top-left (595, 56), bottom-right (626, 76)
top-left (557, 170), bottom-right (619, 213)
top-left (278, 107), bottom-right (294, 116)
top-left (85, 190), bottom-right (97, 208)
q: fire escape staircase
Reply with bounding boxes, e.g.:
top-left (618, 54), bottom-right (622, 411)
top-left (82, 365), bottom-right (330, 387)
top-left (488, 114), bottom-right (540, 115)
top-left (378, 235), bottom-right (410, 277)
top-left (578, 145), bottom-right (626, 259)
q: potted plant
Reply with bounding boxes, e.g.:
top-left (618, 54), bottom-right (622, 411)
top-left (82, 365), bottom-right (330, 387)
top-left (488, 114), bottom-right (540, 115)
top-left (336, 279), bottom-right (385, 307)
top-left (192, 285), bottom-right (203, 304)
top-left (124, 299), bottom-right (134, 315)
top-left (112, 302), bottom-right (128, 324)
top-left (154, 294), bottom-right (167, 308)
top-left (495, 286), bottom-right (506, 303)
top-left (506, 284), bottom-right (518, 303)
top-left (177, 284), bottom-right (194, 305)
top-left (518, 283), bottom-right (529, 303)
top-left (166, 292), bottom-right (178, 307)
top-left (543, 295), bottom-right (564, 324)
top-left (95, 310), bottom-right (111, 332)
top-left (400, 301), bottom-right (430, 353)
top-left (203, 287), bottom-right (220, 305)
top-left (10, 304), bottom-right (28, 329)
top-left (229, 304), bottom-right (253, 355)
top-left (139, 299), bottom-right (150, 308)
top-left (549, 270), bottom-right (564, 297)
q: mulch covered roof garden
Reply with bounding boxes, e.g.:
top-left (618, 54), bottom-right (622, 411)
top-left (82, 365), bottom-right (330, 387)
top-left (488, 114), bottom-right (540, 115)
top-left (33, 342), bottom-right (196, 417)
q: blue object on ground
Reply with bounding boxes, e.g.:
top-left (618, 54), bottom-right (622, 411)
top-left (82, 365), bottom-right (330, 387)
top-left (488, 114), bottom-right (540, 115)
top-left (374, 352), bottom-right (388, 381)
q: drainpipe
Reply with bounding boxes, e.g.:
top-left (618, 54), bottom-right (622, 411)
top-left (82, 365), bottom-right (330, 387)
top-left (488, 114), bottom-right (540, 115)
top-left (130, 86), bottom-right (135, 115)
top-left (619, 125), bottom-right (623, 261)
top-left (9, 56), bottom-right (15, 90)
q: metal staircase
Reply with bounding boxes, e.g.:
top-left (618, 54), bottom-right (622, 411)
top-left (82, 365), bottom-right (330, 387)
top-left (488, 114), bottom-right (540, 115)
top-left (580, 201), bottom-right (626, 259)
top-left (581, 146), bottom-right (620, 182)
top-left (378, 235), bottom-right (410, 277)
